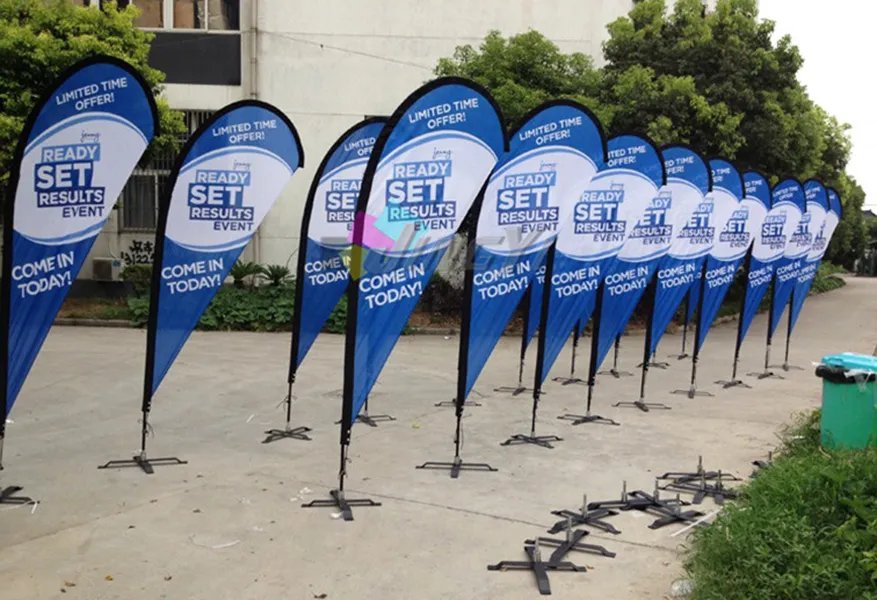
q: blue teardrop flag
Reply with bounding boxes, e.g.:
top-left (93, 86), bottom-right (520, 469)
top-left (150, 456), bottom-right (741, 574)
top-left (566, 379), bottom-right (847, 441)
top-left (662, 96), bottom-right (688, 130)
top-left (541, 142), bottom-right (702, 384)
top-left (787, 181), bottom-right (838, 333)
top-left (589, 135), bottom-right (665, 369)
top-left (149, 102), bottom-right (304, 396)
top-left (694, 160), bottom-right (757, 352)
top-left (461, 102), bottom-right (605, 400)
top-left (767, 179), bottom-right (807, 338)
top-left (648, 146), bottom-right (712, 355)
top-left (289, 119), bottom-right (386, 378)
top-left (346, 79), bottom-right (506, 425)
top-left (737, 175), bottom-right (802, 347)
top-left (2, 57), bottom-right (157, 423)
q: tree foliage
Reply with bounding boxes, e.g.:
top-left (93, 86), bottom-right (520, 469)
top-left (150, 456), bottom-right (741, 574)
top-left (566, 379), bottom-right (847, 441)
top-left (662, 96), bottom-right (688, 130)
top-left (0, 0), bottom-right (185, 186)
top-left (435, 0), bottom-right (866, 267)
top-left (436, 30), bottom-right (608, 129)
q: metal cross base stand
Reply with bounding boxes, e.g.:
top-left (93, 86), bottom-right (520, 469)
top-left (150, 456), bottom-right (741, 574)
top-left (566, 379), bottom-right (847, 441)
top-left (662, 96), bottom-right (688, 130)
top-left (586, 480), bottom-right (635, 511)
top-left (598, 368), bottom-right (633, 379)
top-left (613, 400), bottom-right (671, 412)
top-left (416, 456), bottom-right (498, 479)
top-left (747, 369), bottom-right (784, 380)
top-left (660, 476), bottom-right (737, 505)
top-left (587, 481), bottom-right (702, 530)
top-left (501, 433), bottom-right (563, 449)
top-left (0, 486), bottom-right (35, 506)
top-left (715, 378), bottom-right (752, 389)
top-left (549, 495), bottom-right (622, 535)
top-left (98, 453), bottom-right (187, 475)
top-left (494, 385), bottom-right (540, 397)
top-left (623, 490), bottom-right (705, 530)
top-left (637, 358), bottom-right (670, 369)
top-left (524, 530), bottom-right (616, 560)
top-left (487, 542), bottom-right (585, 596)
top-left (548, 509), bottom-right (621, 535)
top-left (657, 456), bottom-right (742, 484)
top-left (435, 398), bottom-right (481, 408)
top-left (262, 425), bottom-right (312, 444)
top-left (671, 386), bottom-right (714, 399)
top-left (557, 412), bottom-right (619, 426)
top-left (301, 489), bottom-right (381, 521)
top-left (552, 376), bottom-right (587, 386)
top-left (335, 412), bottom-right (396, 428)
top-left (671, 352), bottom-right (690, 360)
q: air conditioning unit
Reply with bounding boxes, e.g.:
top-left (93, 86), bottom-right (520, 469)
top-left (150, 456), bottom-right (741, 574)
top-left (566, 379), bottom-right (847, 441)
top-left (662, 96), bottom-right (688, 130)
top-left (92, 257), bottom-right (123, 282)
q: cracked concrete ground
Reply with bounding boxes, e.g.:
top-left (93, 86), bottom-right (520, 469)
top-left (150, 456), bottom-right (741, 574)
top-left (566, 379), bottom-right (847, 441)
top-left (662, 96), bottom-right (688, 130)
top-left (1, 276), bottom-right (874, 599)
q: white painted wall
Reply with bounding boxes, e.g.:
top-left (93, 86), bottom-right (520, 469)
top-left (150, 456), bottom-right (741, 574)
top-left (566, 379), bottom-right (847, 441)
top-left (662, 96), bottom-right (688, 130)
top-left (252, 0), bottom-right (636, 267)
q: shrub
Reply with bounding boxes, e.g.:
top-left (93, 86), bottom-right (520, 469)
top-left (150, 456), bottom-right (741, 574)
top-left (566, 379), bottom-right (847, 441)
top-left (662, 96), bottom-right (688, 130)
top-left (121, 264), bottom-right (152, 297)
top-left (685, 410), bottom-right (877, 600)
top-left (198, 284), bottom-right (294, 331)
top-left (128, 295), bottom-right (149, 327)
top-left (811, 262), bottom-right (846, 294)
top-left (229, 260), bottom-right (263, 289)
top-left (261, 264), bottom-right (293, 287)
top-left (128, 284), bottom-right (295, 331)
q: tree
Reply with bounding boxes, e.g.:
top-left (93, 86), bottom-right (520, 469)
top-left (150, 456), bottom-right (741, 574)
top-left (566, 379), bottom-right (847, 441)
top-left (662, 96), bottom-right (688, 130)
top-left (435, 30), bottom-right (609, 129)
top-left (434, 0), bottom-right (866, 268)
top-left (0, 0), bottom-right (185, 186)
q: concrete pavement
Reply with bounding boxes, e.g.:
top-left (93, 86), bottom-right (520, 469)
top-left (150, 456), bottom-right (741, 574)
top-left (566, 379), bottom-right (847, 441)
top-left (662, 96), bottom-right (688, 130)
top-left (1, 276), bottom-right (874, 599)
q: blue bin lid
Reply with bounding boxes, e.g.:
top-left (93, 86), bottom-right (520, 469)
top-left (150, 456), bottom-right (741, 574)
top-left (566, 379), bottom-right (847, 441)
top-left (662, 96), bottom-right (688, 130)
top-left (822, 352), bottom-right (877, 373)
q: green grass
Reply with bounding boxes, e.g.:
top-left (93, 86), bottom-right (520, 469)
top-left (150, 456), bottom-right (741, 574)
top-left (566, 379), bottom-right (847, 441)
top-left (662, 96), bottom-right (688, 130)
top-left (685, 410), bottom-right (877, 600)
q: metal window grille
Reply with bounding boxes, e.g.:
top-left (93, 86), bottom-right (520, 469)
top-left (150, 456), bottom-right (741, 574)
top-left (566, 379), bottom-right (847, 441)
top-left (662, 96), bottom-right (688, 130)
top-left (119, 109), bottom-right (214, 232)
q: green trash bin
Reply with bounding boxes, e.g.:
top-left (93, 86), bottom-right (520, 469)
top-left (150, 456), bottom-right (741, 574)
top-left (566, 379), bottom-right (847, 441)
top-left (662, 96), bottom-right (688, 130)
top-left (817, 353), bottom-right (877, 450)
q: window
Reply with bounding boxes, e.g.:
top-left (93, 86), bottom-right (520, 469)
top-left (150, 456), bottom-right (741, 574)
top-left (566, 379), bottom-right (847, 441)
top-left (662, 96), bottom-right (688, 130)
top-left (120, 110), bottom-right (214, 232)
top-left (120, 173), bottom-right (163, 231)
top-left (120, 0), bottom-right (164, 28)
top-left (173, 0), bottom-right (239, 30)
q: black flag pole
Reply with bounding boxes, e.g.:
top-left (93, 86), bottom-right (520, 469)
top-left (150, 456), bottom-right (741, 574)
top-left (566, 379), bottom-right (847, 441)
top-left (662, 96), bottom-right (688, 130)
top-left (747, 279), bottom-right (784, 380)
top-left (502, 245), bottom-right (565, 448)
top-left (671, 294), bottom-right (692, 360)
top-left (494, 286), bottom-right (536, 396)
top-left (266, 118), bottom-right (388, 443)
top-left (598, 335), bottom-right (633, 378)
top-left (97, 174), bottom-right (187, 473)
top-left (98, 100), bottom-right (240, 474)
top-left (769, 289), bottom-right (804, 373)
top-left (717, 251), bottom-right (753, 389)
top-left (672, 261), bottom-right (715, 399)
top-left (0, 101), bottom-right (36, 503)
top-left (302, 227), bottom-right (380, 519)
top-left (558, 282), bottom-right (620, 426)
top-left (303, 384), bottom-right (381, 519)
top-left (418, 198), bottom-right (498, 477)
top-left (553, 321), bottom-right (587, 385)
top-left (616, 274), bottom-right (671, 411)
